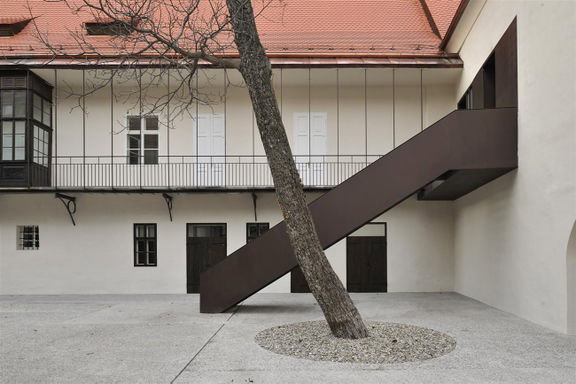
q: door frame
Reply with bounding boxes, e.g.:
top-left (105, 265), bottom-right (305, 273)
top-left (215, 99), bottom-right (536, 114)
top-left (186, 223), bottom-right (227, 294)
top-left (346, 222), bottom-right (387, 292)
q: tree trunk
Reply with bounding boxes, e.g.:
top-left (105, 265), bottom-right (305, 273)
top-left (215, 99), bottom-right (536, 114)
top-left (225, 0), bottom-right (368, 339)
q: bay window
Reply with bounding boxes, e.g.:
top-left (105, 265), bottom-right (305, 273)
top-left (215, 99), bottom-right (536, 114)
top-left (0, 70), bottom-right (53, 187)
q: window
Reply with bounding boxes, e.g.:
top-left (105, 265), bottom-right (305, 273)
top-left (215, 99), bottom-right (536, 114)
top-left (33, 125), bottom-right (50, 166)
top-left (1, 90), bottom-right (26, 118)
top-left (0, 19), bottom-right (31, 37)
top-left (1, 121), bottom-right (25, 161)
top-left (1, 86), bottom-right (52, 163)
top-left (1, 89), bottom-right (27, 161)
top-left (1, 71), bottom-right (53, 188)
top-left (17, 225), bottom-right (39, 250)
top-left (33, 93), bottom-right (51, 127)
top-left (246, 222), bottom-right (270, 243)
top-left (127, 115), bottom-right (158, 164)
top-left (86, 21), bottom-right (134, 36)
top-left (134, 224), bottom-right (157, 266)
top-left (189, 224), bottom-right (226, 238)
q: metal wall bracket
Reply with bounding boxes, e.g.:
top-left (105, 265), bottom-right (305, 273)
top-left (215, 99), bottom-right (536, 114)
top-left (55, 193), bottom-right (77, 226)
top-left (163, 193), bottom-right (174, 221)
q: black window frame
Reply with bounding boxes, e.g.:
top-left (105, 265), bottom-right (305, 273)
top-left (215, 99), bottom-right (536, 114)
top-left (133, 223), bottom-right (157, 267)
top-left (246, 222), bottom-right (270, 243)
top-left (0, 72), bottom-right (53, 165)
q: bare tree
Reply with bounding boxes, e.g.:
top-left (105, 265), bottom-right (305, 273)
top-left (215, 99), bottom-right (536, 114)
top-left (30, 0), bottom-right (368, 339)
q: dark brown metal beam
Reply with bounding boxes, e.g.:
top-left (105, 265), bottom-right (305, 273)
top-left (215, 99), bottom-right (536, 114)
top-left (200, 107), bottom-right (518, 313)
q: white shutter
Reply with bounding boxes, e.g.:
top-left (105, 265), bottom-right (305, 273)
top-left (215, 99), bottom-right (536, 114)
top-left (197, 114), bottom-right (226, 186)
top-left (293, 113), bottom-right (310, 156)
top-left (212, 114), bottom-right (225, 156)
top-left (310, 112), bottom-right (327, 158)
top-left (197, 114), bottom-right (212, 158)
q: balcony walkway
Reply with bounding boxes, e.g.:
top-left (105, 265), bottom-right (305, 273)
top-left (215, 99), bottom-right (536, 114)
top-left (0, 155), bottom-right (380, 192)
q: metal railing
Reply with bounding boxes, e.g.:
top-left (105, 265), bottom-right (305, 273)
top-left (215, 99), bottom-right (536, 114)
top-left (45, 155), bottom-right (382, 190)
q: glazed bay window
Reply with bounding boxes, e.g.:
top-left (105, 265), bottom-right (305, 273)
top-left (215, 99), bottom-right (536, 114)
top-left (33, 125), bottom-right (50, 166)
top-left (134, 224), bottom-right (157, 266)
top-left (1, 89), bottom-right (26, 161)
top-left (1, 121), bottom-right (25, 161)
top-left (0, 70), bottom-right (53, 187)
top-left (127, 115), bottom-right (158, 165)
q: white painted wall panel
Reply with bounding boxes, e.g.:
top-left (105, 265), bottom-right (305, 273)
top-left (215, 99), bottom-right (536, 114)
top-left (448, 0), bottom-right (576, 334)
top-left (0, 193), bottom-right (454, 295)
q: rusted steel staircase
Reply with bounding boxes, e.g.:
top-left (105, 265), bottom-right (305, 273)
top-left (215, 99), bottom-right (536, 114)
top-left (200, 107), bottom-right (518, 313)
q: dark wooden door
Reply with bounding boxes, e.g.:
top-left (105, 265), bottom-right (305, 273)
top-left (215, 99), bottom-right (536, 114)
top-left (186, 224), bottom-right (226, 293)
top-left (346, 236), bottom-right (387, 292)
top-left (290, 266), bottom-right (311, 293)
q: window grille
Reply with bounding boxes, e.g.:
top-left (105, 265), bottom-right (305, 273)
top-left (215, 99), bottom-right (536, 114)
top-left (17, 225), bottom-right (39, 250)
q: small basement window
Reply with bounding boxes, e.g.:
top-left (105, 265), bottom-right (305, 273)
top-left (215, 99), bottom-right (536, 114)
top-left (86, 21), bottom-right (134, 36)
top-left (17, 225), bottom-right (39, 250)
top-left (134, 224), bottom-right (157, 266)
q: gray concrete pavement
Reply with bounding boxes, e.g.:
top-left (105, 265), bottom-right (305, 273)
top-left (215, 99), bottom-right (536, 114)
top-left (1, 293), bottom-right (575, 383)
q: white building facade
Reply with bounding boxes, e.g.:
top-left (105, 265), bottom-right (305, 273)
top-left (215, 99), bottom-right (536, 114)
top-left (0, 0), bottom-right (574, 335)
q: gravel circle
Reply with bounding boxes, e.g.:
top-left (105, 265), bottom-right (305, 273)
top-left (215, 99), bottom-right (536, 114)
top-left (255, 320), bottom-right (456, 363)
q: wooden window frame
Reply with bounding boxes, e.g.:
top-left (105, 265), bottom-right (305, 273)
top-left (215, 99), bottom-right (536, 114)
top-left (133, 223), bottom-right (157, 267)
top-left (246, 222), bottom-right (270, 243)
top-left (126, 115), bottom-right (159, 165)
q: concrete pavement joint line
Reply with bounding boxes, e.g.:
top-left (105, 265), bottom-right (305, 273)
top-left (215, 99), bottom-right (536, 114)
top-left (170, 305), bottom-right (241, 384)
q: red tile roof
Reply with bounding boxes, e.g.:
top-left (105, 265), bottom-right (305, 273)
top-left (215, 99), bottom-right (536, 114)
top-left (423, 0), bottom-right (463, 38)
top-left (0, 0), bottom-right (464, 60)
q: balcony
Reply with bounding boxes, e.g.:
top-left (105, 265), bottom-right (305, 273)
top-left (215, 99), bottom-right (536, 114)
top-left (1, 155), bottom-right (382, 192)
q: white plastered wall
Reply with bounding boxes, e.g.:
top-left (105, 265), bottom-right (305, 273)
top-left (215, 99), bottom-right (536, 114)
top-left (6, 66), bottom-right (458, 295)
top-left (34, 67), bottom-right (456, 161)
top-left (448, 0), bottom-right (576, 333)
top-left (568, 222), bottom-right (576, 335)
top-left (0, 193), bottom-right (454, 294)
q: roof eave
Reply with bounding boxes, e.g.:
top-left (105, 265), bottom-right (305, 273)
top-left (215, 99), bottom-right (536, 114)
top-left (0, 54), bottom-right (463, 69)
